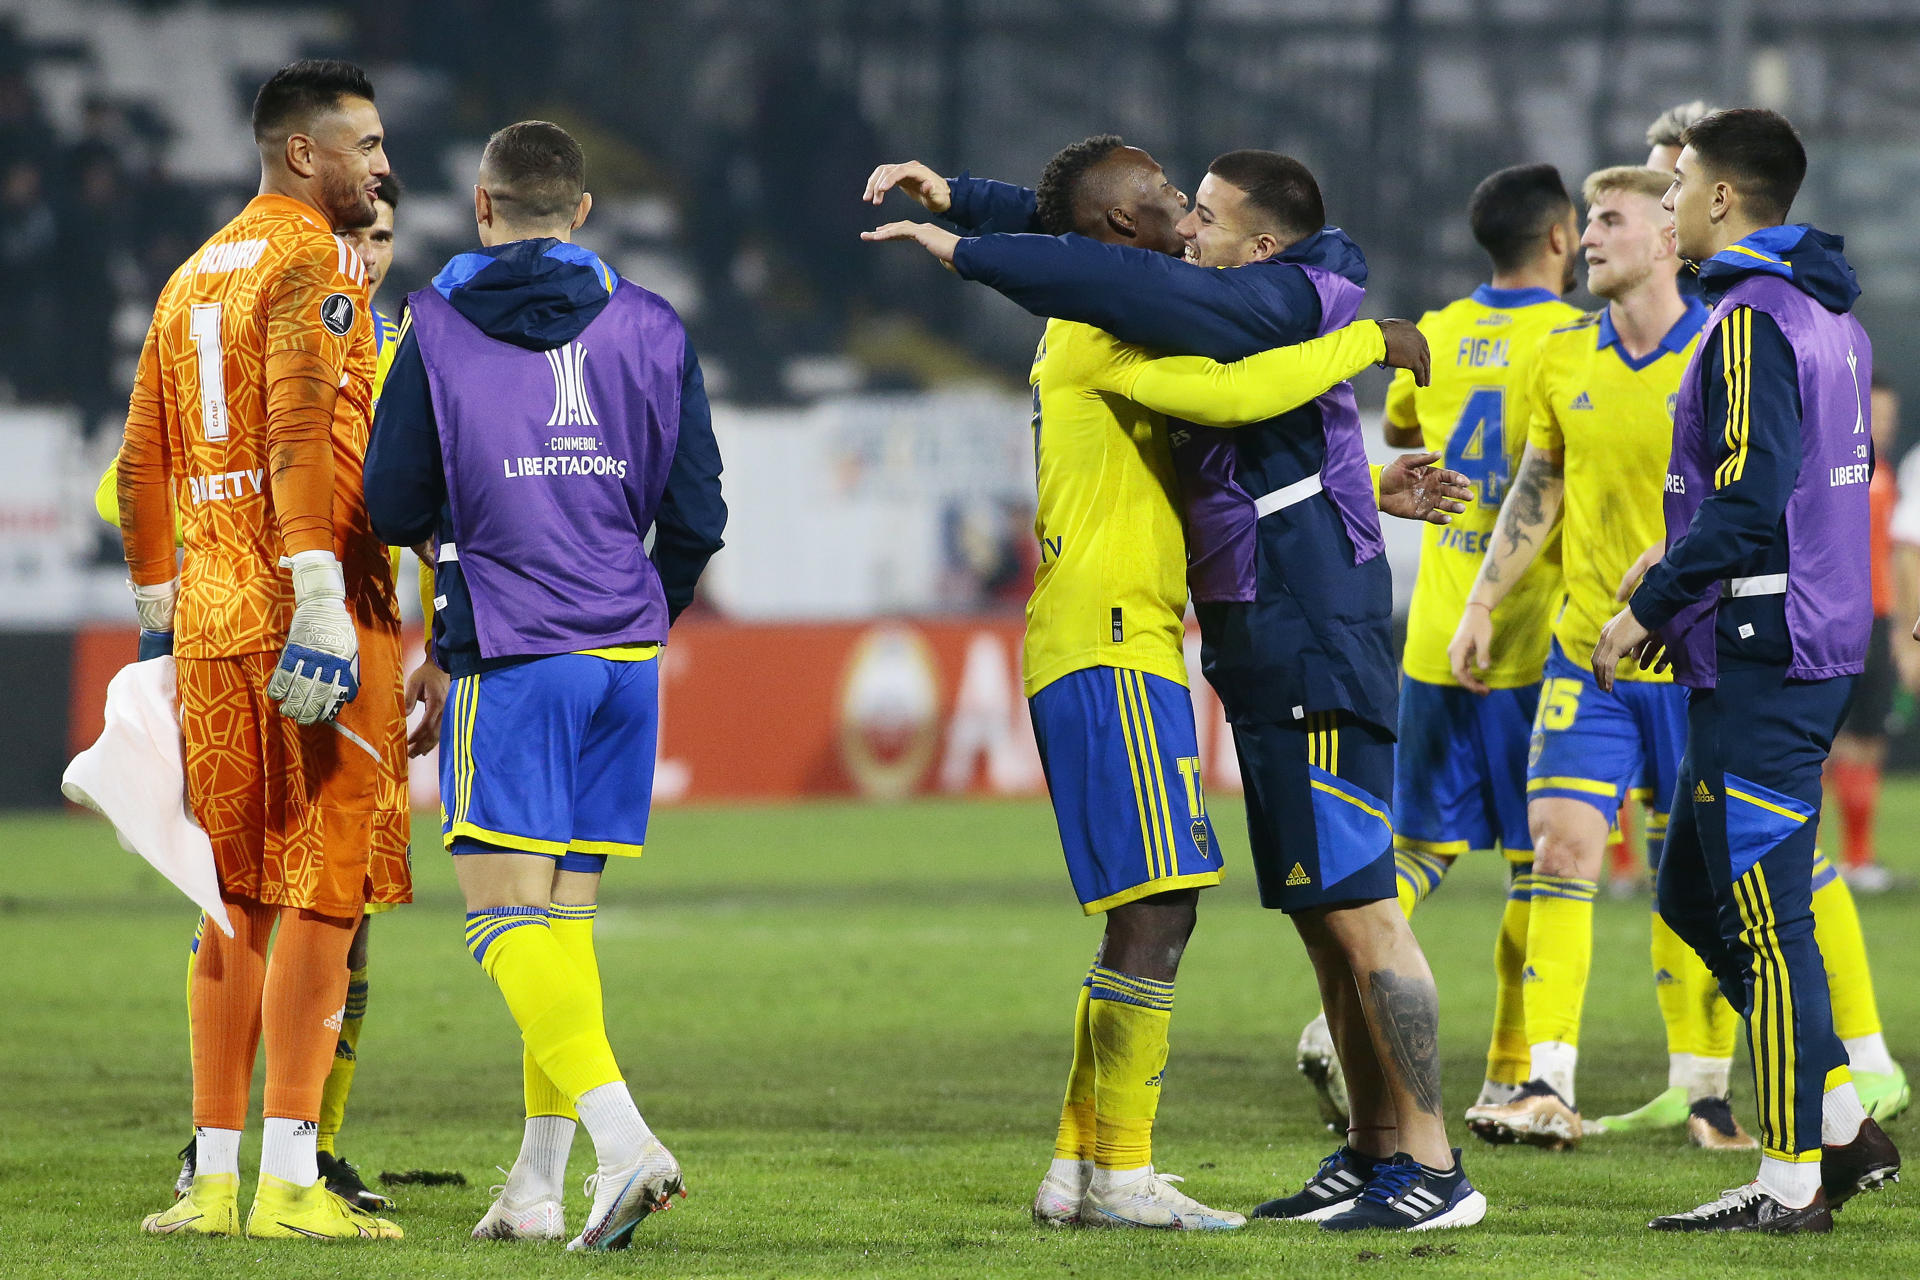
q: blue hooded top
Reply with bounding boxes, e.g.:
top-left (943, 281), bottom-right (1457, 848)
top-left (365, 238), bottom-right (725, 674)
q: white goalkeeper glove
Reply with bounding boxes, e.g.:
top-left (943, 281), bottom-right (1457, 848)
top-left (267, 550), bottom-right (360, 725)
top-left (130, 577), bottom-right (177, 632)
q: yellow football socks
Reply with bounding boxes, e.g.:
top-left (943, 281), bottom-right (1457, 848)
top-left (1521, 874), bottom-right (1598, 1050)
top-left (1486, 863), bottom-right (1533, 1086)
top-left (1393, 847), bottom-right (1453, 917)
top-left (316, 964), bottom-right (367, 1156)
top-left (523, 902), bottom-right (600, 1120)
top-left (466, 908), bottom-right (622, 1103)
top-left (1811, 852), bottom-right (1883, 1042)
top-left (1087, 965), bottom-right (1174, 1171)
top-left (1053, 971), bottom-right (1097, 1162)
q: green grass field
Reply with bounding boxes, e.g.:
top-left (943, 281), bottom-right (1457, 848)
top-left (5, 787), bottom-right (1917, 1279)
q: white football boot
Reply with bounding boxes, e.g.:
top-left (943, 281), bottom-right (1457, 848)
top-left (1297, 1010), bottom-right (1349, 1132)
top-left (566, 1138), bottom-right (686, 1251)
top-left (1032, 1161), bottom-right (1091, 1226)
top-left (472, 1176), bottom-right (567, 1241)
top-left (1080, 1169), bottom-right (1245, 1230)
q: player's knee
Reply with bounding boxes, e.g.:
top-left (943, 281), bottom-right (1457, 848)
top-left (1527, 817), bottom-right (1604, 879)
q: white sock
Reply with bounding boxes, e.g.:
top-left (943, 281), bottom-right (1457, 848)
top-left (1843, 1034), bottom-right (1897, 1077)
top-left (1047, 1157), bottom-right (1091, 1188)
top-left (1823, 1081), bottom-right (1868, 1147)
top-left (507, 1115), bottom-right (577, 1200)
top-left (1530, 1041), bottom-right (1579, 1108)
top-left (1091, 1164), bottom-right (1151, 1194)
top-left (1756, 1155), bottom-right (1821, 1209)
top-left (260, 1117), bottom-right (319, 1187)
top-left (195, 1126), bottom-right (241, 1179)
top-left (575, 1081), bottom-right (654, 1169)
top-left (1476, 1078), bottom-right (1521, 1107)
top-left (1667, 1052), bottom-right (1692, 1091)
top-left (1686, 1056), bottom-right (1734, 1103)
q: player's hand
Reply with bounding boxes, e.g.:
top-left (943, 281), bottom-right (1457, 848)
top-left (1378, 451), bottom-right (1470, 526)
top-left (1591, 604), bottom-right (1666, 691)
top-left (1615, 541), bottom-right (1663, 602)
top-left (1448, 602), bottom-right (1496, 695)
top-left (1377, 319), bottom-right (1431, 387)
top-left (861, 220), bottom-right (961, 265)
top-left (268, 550), bottom-right (361, 725)
top-left (404, 659), bottom-right (449, 757)
top-left (863, 161), bottom-right (952, 214)
top-left (137, 630), bottom-right (174, 662)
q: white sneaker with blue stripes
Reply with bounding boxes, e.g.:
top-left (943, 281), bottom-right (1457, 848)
top-left (1081, 1169), bottom-right (1245, 1230)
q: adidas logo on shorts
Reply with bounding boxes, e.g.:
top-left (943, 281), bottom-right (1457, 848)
top-left (1285, 863), bottom-right (1311, 887)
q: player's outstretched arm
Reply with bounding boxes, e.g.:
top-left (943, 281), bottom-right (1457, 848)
top-left (863, 161), bottom-right (1044, 235)
top-left (1377, 452), bottom-right (1472, 526)
top-left (652, 345), bottom-right (727, 623)
top-left (1111, 321), bottom-right (1397, 428)
top-left (1448, 442), bottom-right (1566, 693)
top-left (949, 232), bottom-right (1313, 362)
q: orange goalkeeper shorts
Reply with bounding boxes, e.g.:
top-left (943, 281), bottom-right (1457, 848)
top-left (178, 628), bottom-right (411, 919)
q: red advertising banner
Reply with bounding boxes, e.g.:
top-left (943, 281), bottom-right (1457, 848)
top-left (67, 620), bottom-right (1245, 805)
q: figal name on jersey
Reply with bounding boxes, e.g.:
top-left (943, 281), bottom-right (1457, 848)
top-left (1455, 337), bottom-right (1509, 369)
top-left (187, 469), bottom-right (265, 503)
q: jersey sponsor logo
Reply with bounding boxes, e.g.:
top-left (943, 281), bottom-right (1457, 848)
top-left (320, 292), bottom-right (356, 337)
top-left (546, 341), bottom-right (599, 427)
top-left (1665, 472), bottom-right (1688, 495)
top-left (195, 238), bottom-right (268, 274)
top-left (1830, 463), bottom-right (1871, 487)
top-left (1285, 861), bottom-right (1311, 886)
top-left (1436, 526), bottom-right (1492, 554)
top-left (1570, 391), bottom-right (1594, 411)
top-left (187, 468), bottom-right (265, 504)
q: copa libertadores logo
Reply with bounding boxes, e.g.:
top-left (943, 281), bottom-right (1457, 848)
top-left (546, 341), bottom-right (599, 428)
top-left (320, 293), bottom-right (355, 337)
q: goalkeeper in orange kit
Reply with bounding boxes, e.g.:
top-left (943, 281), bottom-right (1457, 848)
top-left (119, 59), bottom-right (411, 1242)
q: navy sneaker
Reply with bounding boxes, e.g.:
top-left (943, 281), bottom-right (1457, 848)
top-left (1253, 1146), bottom-right (1383, 1221)
top-left (1319, 1150), bottom-right (1487, 1232)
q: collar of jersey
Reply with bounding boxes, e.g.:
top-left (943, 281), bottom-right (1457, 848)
top-left (1471, 283), bottom-right (1559, 309)
top-left (243, 193), bottom-right (329, 230)
top-left (1596, 295), bottom-right (1710, 372)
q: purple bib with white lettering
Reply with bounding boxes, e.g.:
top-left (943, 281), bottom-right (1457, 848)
top-left (1658, 273), bottom-right (1873, 686)
top-left (407, 282), bottom-right (684, 659)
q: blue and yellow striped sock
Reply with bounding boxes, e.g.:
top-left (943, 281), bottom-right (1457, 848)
top-left (1521, 873), bottom-right (1599, 1052)
top-left (1088, 965), bottom-right (1174, 1172)
top-left (1393, 847), bottom-right (1453, 918)
top-left (465, 907), bottom-right (623, 1103)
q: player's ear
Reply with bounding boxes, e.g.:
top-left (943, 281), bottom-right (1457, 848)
top-left (1248, 231), bottom-right (1280, 263)
top-left (284, 132), bottom-right (316, 179)
top-left (1103, 205), bottom-right (1137, 240)
top-left (571, 191), bottom-right (592, 232)
top-left (473, 184), bottom-right (491, 230)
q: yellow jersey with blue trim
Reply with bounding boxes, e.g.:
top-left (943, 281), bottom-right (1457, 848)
top-left (1022, 319), bottom-right (1189, 699)
top-left (1523, 296), bottom-right (1711, 680)
top-left (372, 305), bottom-right (399, 404)
top-left (1386, 285), bottom-right (1581, 688)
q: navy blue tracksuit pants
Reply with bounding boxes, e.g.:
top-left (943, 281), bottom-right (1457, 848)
top-left (1656, 662), bottom-right (1854, 1163)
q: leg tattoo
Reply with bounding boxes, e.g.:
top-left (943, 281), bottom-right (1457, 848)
top-left (1366, 969), bottom-right (1444, 1117)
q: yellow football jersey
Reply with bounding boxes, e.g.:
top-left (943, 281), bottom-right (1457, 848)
top-left (1523, 298), bottom-right (1710, 679)
top-left (1021, 320), bottom-right (1189, 698)
top-left (1387, 286), bottom-right (1582, 688)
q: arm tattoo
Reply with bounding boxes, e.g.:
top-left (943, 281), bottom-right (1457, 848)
top-left (1365, 968), bottom-right (1444, 1116)
top-left (1483, 451), bottom-right (1564, 586)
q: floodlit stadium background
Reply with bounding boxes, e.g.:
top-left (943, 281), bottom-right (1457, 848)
top-left (7, 0), bottom-right (1920, 808)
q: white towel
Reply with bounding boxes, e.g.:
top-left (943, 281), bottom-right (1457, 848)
top-left (61, 656), bottom-right (234, 937)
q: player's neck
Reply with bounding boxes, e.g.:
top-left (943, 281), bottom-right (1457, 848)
top-left (256, 174), bottom-right (333, 227)
top-left (1489, 261), bottom-right (1564, 296)
top-left (1698, 213), bottom-right (1776, 261)
top-left (1606, 278), bottom-right (1688, 360)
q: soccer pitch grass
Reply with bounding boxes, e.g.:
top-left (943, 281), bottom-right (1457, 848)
top-left (5, 792), bottom-right (1917, 1279)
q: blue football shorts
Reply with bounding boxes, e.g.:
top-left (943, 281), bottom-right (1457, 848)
top-left (1394, 675), bottom-right (1538, 861)
top-left (442, 651), bottom-right (659, 867)
top-left (1528, 641), bottom-right (1687, 846)
top-left (1234, 710), bottom-right (1396, 913)
top-left (1028, 665), bottom-right (1224, 915)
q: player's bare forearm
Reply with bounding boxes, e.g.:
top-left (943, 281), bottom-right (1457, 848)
top-left (1472, 444), bottom-right (1564, 604)
top-left (1382, 422), bottom-right (1423, 450)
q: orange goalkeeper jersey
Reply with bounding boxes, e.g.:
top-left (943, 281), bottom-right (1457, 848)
top-left (118, 193), bottom-right (395, 658)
